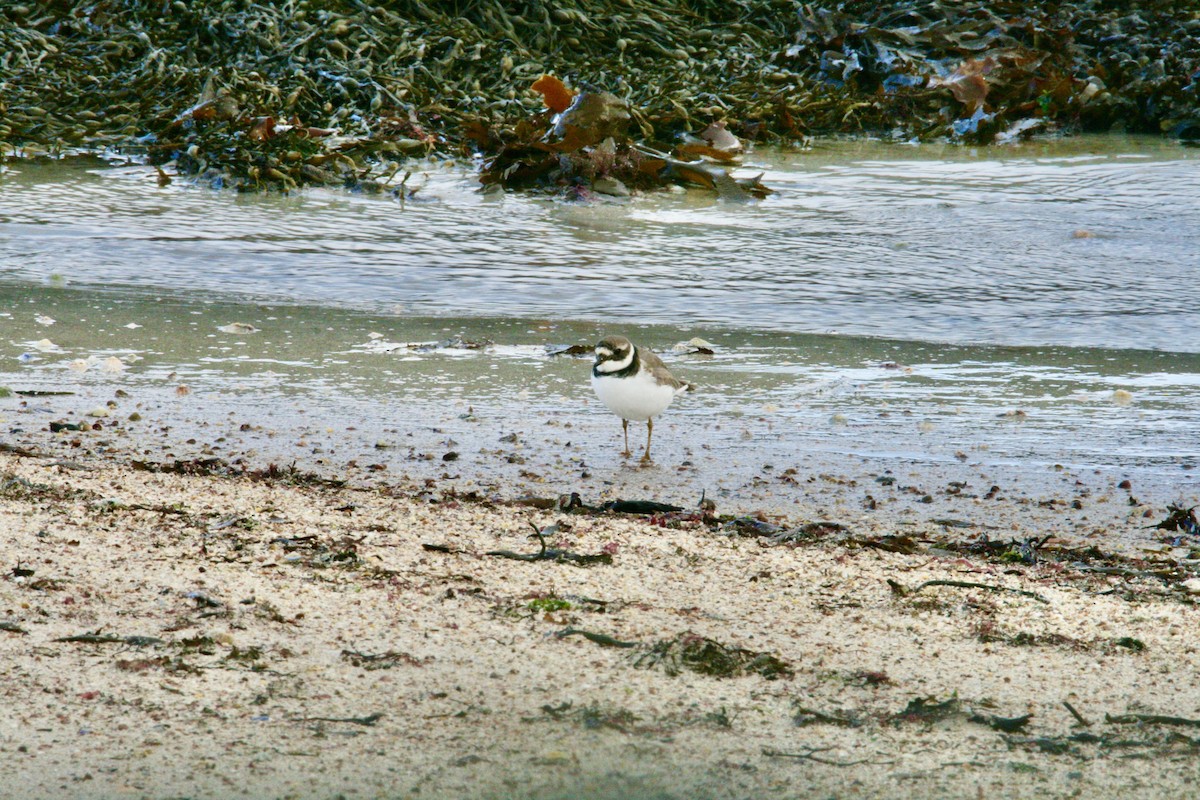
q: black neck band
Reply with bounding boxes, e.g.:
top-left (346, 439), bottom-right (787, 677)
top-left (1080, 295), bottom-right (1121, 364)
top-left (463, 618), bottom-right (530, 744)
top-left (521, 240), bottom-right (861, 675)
top-left (594, 348), bottom-right (639, 380)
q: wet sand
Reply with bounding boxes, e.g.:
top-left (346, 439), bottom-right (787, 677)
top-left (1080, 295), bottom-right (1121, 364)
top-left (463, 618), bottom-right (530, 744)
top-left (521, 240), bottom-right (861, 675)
top-left (3, 406), bottom-right (1200, 799)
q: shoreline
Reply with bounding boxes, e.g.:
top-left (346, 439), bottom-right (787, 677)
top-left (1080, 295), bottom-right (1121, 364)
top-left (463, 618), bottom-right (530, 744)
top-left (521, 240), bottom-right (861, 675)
top-left (2, 326), bottom-right (1195, 557)
top-left (3, 439), bottom-right (1200, 798)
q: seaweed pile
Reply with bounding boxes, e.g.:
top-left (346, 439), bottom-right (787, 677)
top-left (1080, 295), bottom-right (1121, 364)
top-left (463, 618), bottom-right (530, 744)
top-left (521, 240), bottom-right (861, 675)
top-left (789, 1), bottom-right (1200, 142)
top-left (2, 1), bottom-right (1198, 192)
top-left (474, 74), bottom-right (771, 199)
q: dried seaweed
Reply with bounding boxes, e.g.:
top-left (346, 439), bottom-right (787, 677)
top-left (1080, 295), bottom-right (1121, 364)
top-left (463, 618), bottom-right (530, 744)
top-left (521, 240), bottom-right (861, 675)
top-left (341, 649), bottom-right (428, 669)
top-left (476, 75), bottom-right (771, 198)
top-left (632, 631), bottom-right (793, 680)
top-left (1149, 504), bottom-right (1199, 535)
top-left (889, 695), bottom-right (963, 725)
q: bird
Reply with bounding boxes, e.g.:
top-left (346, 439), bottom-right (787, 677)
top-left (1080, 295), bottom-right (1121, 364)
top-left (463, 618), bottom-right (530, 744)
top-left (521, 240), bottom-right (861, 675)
top-left (591, 335), bottom-right (692, 463)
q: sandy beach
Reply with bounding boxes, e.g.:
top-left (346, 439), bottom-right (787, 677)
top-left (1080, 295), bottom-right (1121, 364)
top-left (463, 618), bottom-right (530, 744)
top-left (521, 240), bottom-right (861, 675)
top-left (5, 21), bottom-right (1200, 791)
top-left (3, 420), bottom-right (1200, 800)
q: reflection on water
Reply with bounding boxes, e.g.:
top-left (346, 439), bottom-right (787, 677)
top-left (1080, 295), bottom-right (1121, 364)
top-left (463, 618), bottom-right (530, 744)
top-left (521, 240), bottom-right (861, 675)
top-left (1, 136), bottom-right (1198, 352)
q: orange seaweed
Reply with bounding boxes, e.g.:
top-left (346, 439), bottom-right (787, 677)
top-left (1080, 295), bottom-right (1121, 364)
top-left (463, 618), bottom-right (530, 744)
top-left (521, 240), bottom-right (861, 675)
top-left (532, 74), bottom-right (575, 113)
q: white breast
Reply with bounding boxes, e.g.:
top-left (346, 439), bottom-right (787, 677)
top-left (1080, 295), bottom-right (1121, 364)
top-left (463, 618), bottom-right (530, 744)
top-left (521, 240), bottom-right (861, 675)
top-left (591, 368), bottom-right (682, 422)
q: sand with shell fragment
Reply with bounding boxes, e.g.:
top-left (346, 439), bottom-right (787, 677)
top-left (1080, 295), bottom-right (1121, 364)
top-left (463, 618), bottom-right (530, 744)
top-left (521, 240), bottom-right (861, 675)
top-left (2, 449), bottom-right (1200, 800)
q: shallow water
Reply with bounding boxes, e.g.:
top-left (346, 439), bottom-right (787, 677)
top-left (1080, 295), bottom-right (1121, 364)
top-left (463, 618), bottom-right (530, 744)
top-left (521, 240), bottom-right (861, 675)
top-left (1, 137), bottom-right (1198, 523)
top-left (2, 136), bottom-right (1198, 351)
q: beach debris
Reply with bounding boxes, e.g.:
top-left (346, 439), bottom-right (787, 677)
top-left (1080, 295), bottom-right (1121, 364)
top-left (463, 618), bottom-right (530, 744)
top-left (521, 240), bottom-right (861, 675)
top-left (632, 631), bottom-right (792, 680)
top-left (954, 534), bottom-right (1058, 565)
top-left (437, 335), bottom-right (492, 350)
top-left (9, 388), bottom-right (73, 398)
top-left (886, 577), bottom-right (1050, 605)
top-left (762, 746), bottom-right (876, 767)
top-left (973, 625), bottom-right (1084, 649)
top-left (484, 521), bottom-right (613, 566)
top-left (1113, 636), bottom-right (1145, 652)
top-left (180, 591), bottom-right (222, 610)
top-left (676, 121), bottom-right (744, 162)
top-left (54, 631), bottom-right (164, 646)
top-left (504, 492), bottom-right (706, 519)
top-left (888, 696), bottom-right (963, 726)
top-left (0, 621), bottom-right (28, 635)
top-left (363, 336), bottom-right (494, 353)
top-left (929, 58), bottom-right (995, 113)
top-left (969, 712), bottom-right (1033, 733)
top-left (251, 462), bottom-right (346, 487)
top-left (537, 702), bottom-right (645, 734)
top-left (732, 519), bottom-right (846, 544)
top-left (603, 499), bottom-right (684, 515)
top-left (526, 595), bottom-right (574, 614)
top-left (341, 649), bottom-right (429, 669)
top-left (860, 533), bottom-right (921, 554)
top-left (293, 712), bottom-right (384, 727)
top-left (49, 420), bottom-right (91, 432)
top-left (1105, 712), bottom-right (1200, 728)
top-left (125, 457), bottom-right (345, 488)
top-left (545, 343), bottom-right (593, 357)
top-left (476, 74), bottom-right (772, 199)
top-left (131, 457), bottom-right (229, 476)
top-left (530, 74), bottom-right (574, 114)
top-left (792, 704), bottom-right (863, 728)
top-left (218, 322), bottom-right (259, 334)
top-left (1064, 701), bottom-right (1092, 727)
top-left (495, 592), bottom-right (606, 621)
top-left (930, 517), bottom-right (975, 529)
top-left (1, 478), bottom-right (50, 500)
top-left (1148, 504), bottom-right (1198, 535)
top-left (720, 514), bottom-right (783, 537)
top-left (35, 315), bottom-right (55, 326)
top-left (672, 337), bottom-right (715, 355)
top-left (555, 627), bottom-right (639, 649)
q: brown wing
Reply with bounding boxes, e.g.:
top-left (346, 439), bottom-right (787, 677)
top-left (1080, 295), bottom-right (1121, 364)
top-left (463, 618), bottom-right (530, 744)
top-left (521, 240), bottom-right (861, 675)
top-left (638, 346), bottom-right (691, 392)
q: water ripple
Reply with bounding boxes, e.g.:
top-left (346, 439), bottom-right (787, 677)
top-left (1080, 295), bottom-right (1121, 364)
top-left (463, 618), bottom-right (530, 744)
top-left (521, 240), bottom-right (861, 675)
top-left (1, 136), bottom-right (1198, 351)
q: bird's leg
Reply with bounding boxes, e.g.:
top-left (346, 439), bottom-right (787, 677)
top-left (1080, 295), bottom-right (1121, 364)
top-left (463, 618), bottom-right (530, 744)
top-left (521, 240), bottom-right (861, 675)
top-left (640, 418), bottom-right (654, 463)
top-left (621, 418), bottom-right (631, 457)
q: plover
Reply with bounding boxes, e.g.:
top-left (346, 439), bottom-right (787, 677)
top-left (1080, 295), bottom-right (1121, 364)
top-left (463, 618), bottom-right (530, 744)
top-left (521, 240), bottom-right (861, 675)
top-left (591, 335), bottom-right (692, 462)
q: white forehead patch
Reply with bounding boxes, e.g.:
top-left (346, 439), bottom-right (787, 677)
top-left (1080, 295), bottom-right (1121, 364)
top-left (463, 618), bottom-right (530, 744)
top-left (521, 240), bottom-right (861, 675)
top-left (596, 346), bottom-right (612, 357)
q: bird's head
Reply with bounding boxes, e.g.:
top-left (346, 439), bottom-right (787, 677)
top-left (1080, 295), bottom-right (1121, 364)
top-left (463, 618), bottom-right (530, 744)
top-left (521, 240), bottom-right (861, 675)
top-left (593, 335), bottom-right (634, 373)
